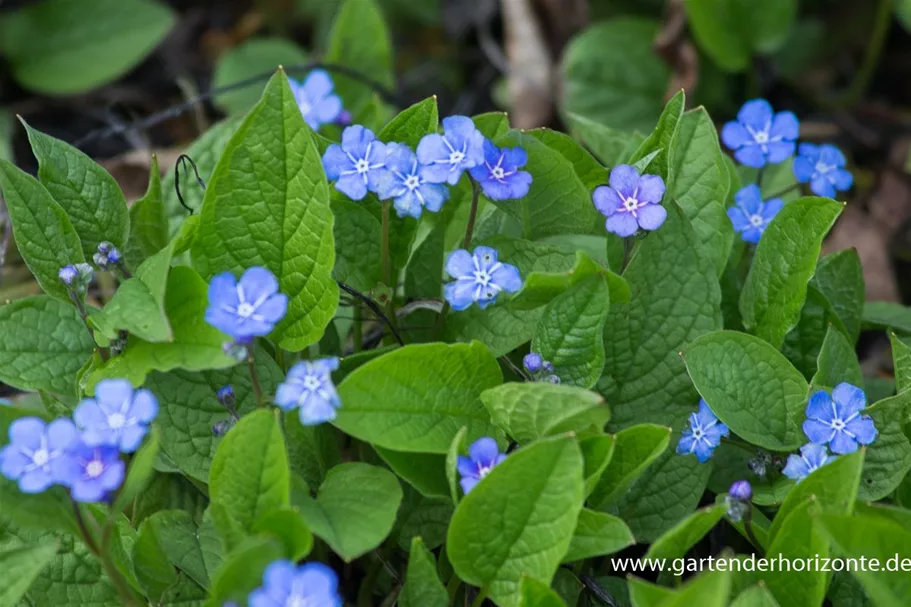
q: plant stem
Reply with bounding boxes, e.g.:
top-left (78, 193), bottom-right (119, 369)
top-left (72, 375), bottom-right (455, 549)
top-left (380, 202), bottom-right (401, 342)
top-left (469, 587), bottom-right (488, 607)
top-left (447, 575), bottom-right (462, 602)
top-left (248, 351), bottom-right (264, 407)
top-left (353, 302), bottom-right (363, 352)
top-left (743, 509), bottom-right (765, 557)
top-left (435, 179), bottom-right (482, 337)
top-left (72, 500), bottom-right (140, 606)
top-left (765, 182), bottom-right (802, 200)
top-left (844, 0), bottom-right (892, 107)
top-left (68, 291), bottom-right (109, 361)
top-left (356, 554), bottom-right (385, 607)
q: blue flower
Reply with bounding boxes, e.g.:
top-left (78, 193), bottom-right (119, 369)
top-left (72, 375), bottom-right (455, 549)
top-left (803, 383), bottom-right (877, 454)
top-left (53, 440), bottom-right (125, 503)
top-left (721, 99), bottom-right (799, 168)
top-left (792, 143), bottom-right (853, 198)
top-left (217, 385), bottom-right (235, 407)
top-left (592, 165), bottom-right (667, 237)
top-left (58, 265), bottom-right (78, 285)
top-left (468, 140), bottom-right (532, 200)
top-left (523, 353), bottom-right (543, 374)
top-left (727, 184), bottom-right (783, 243)
top-left (729, 480), bottom-right (752, 501)
top-left (248, 560), bottom-right (342, 607)
top-left (275, 357), bottom-right (341, 426)
top-left (676, 400), bottom-right (729, 462)
top-left (417, 116), bottom-right (485, 185)
top-left (0, 417), bottom-right (77, 493)
top-left (375, 142), bottom-right (449, 219)
top-left (288, 69), bottom-right (343, 131)
top-left (443, 246), bottom-right (522, 311)
top-left (205, 267), bottom-right (289, 342)
top-left (73, 379), bottom-right (158, 453)
top-left (782, 443), bottom-right (836, 483)
top-left (457, 437), bottom-right (506, 494)
top-left (322, 125), bottom-right (389, 200)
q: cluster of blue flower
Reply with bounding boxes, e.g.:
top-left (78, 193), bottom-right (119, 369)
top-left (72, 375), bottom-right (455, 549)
top-left (0, 379), bottom-right (157, 502)
top-left (288, 69), bottom-right (349, 131)
top-left (677, 382), bottom-right (877, 483)
top-left (245, 560), bottom-right (343, 607)
top-left (723, 98), bottom-right (854, 244)
top-left (522, 352), bottom-right (560, 383)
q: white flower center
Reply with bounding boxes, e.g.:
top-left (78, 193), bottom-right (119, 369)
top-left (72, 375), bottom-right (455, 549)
top-left (623, 197), bottom-right (639, 212)
top-left (285, 596), bottom-right (311, 607)
top-left (749, 214), bottom-right (764, 227)
top-left (692, 429), bottom-right (704, 441)
top-left (477, 464), bottom-right (492, 479)
top-left (815, 161), bottom-right (833, 175)
top-left (404, 175), bottom-right (420, 190)
top-left (355, 158), bottom-right (370, 174)
top-left (473, 270), bottom-right (491, 286)
top-left (86, 460), bottom-right (104, 478)
top-left (753, 131), bottom-right (769, 144)
top-left (303, 375), bottom-right (321, 391)
top-left (298, 100), bottom-right (312, 116)
top-left (448, 151), bottom-right (465, 165)
top-left (108, 413), bottom-right (126, 429)
top-left (236, 303), bottom-right (255, 318)
top-left (832, 418), bottom-right (846, 431)
top-left (32, 449), bottom-right (49, 467)
top-left (492, 166), bottom-right (505, 180)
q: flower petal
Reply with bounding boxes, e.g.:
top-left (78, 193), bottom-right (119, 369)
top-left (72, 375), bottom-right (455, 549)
top-left (805, 390), bottom-right (833, 421)
top-left (737, 99), bottom-right (773, 132)
top-left (19, 468), bottom-right (54, 493)
top-left (608, 165), bottom-right (639, 197)
top-left (637, 174), bottom-right (666, 204)
top-left (792, 155), bottom-right (816, 183)
top-left (334, 174), bottom-right (369, 200)
top-left (765, 141), bottom-right (795, 164)
top-left (760, 198), bottom-right (784, 222)
top-left (782, 453), bottom-right (810, 481)
top-left (468, 437), bottom-right (500, 467)
top-left (240, 267), bottom-right (280, 302)
top-left (727, 206), bottom-right (752, 232)
top-left (445, 249), bottom-right (475, 279)
top-left (846, 415), bottom-right (877, 446)
top-left (721, 121), bottom-right (751, 150)
top-left (832, 383), bottom-right (866, 418)
top-left (444, 279), bottom-right (477, 311)
top-left (829, 430), bottom-right (858, 455)
top-left (832, 169), bottom-right (853, 191)
top-left (321, 145), bottom-right (351, 180)
top-left (490, 263), bottom-right (523, 293)
top-left (297, 563), bottom-right (340, 604)
top-left (302, 70), bottom-right (334, 101)
top-left (770, 111), bottom-right (800, 140)
top-left (636, 204), bottom-right (667, 231)
top-left (9, 417), bottom-right (45, 451)
top-left (809, 176), bottom-right (835, 198)
top-left (74, 400), bottom-right (106, 431)
top-left (818, 144), bottom-right (846, 168)
top-left (734, 145), bottom-right (767, 169)
top-left (803, 419), bottom-right (835, 445)
top-left (592, 186), bottom-right (621, 217)
top-left (605, 213), bottom-right (638, 237)
top-left (257, 293), bottom-right (289, 324)
top-left (47, 418), bottom-right (78, 449)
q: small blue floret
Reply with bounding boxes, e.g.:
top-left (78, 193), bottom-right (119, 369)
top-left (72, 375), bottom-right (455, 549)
top-left (721, 99), bottom-right (799, 168)
top-left (443, 246), bottom-right (522, 311)
top-left (792, 143), bottom-right (853, 198)
top-left (676, 400), bottom-right (729, 462)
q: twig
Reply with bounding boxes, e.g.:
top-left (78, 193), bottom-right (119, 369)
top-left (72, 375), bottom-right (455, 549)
top-left (337, 281), bottom-right (404, 346)
top-left (174, 154), bottom-right (207, 215)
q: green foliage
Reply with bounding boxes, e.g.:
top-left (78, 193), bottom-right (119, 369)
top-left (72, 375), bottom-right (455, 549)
top-left (212, 38), bottom-right (308, 115)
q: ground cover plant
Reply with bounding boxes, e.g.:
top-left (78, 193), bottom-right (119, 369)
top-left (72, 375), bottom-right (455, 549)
top-left (3, 1), bottom-right (911, 607)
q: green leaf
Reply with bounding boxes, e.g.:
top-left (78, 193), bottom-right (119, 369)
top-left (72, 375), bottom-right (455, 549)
top-left (683, 330), bottom-right (808, 450)
top-left (601, 203), bottom-right (722, 430)
top-left (209, 536), bottom-right (284, 604)
top-left (334, 342), bottom-right (503, 453)
top-left (811, 249), bottom-right (864, 343)
top-left (511, 251), bottom-right (629, 311)
top-left (644, 504), bottom-right (724, 560)
top-left (379, 97), bottom-right (439, 148)
top-left (474, 112), bottom-right (510, 139)
top-left (395, 491), bottom-right (453, 551)
top-left (331, 198), bottom-right (382, 292)
top-left (684, 0), bottom-right (797, 71)
top-left (481, 382), bottom-right (609, 444)
top-left (580, 434), bottom-right (615, 498)
top-left (893, 333), bottom-right (911, 392)
top-left (562, 509), bottom-right (634, 563)
top-left (253, 507), bottom-right (313, 560)
top-left (212, 38), bottom-right (308, 115)
top-left (325, 0), bottom-right (393, 114)
top-left (0, 0), bottom-right (175, 94)
top-left (191, 70), bottom-right (339, 351)
top-left (22, 120), bottom-right (129, 258)
top-left (140, 510), bottom-right (218, 589)
top-left (285, 416), bottom-right (341, 490)
top-left (659, 570), bottom-right (731, 607)
top-left (447, 436), bottom-right (584, 607)
top-left (864, 301), bottom-right (911, 334)
top-left (781, 285), bottom-right (835, 379)
top-left (629, 577), bottom-right (675, 606)
top-left (730, 585), bottom-right (781, 607)
top-left (88, 266), bottom-right (237, 387)
top-left (209, 409), bottom-right (290, 534)
top-left (126, 155), bottom-right (168, 265)
top-left (526, 128), bottom-right (607, 191)
top-left (532, 275), bottom-right (609, 388)
top-left (295, 462), bottom-right (402, 561)
top-left (400, 537), bottom-right (448, 607)
top-left (0, 541), bottom-right (58, 606)
top-left (817, 513), bottom-right (911, 607)
top-left (740, 197), bottom-right (843, 348)
top-left (446, 426), bottom-right (468, 504)
top-left (589, 424), bottom-right (671, 509)
top-left (114, 429), bottom-right (159, 513)
top-left (810, 325), bottom-right (862, 390)
top-left (566, 112), bottom-right (643, 166)
top-left (375, 447), bottom-right (449, 499)
top-left (858, 389), bottom-right (911, 501)
top-left (561, 18), bottom-right (670, 132)
top-left (519, 576), bottom-right (567, 607)
top-left (0, 159), bottom-right (85, 301)
top-left (0, 296), bottom-right (95, 395)
top-left (630, 90), bottom-right (685, 182)
top-left (133, 516), bottom-right (177, 601)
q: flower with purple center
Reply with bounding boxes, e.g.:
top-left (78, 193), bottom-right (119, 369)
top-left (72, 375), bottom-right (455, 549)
top-left (676, 400), bottom-right (729, 463)
top-left (287, 69), bottom-right (343, 131)
top-left (205, 267), bottom-right (289, 342)
top-left (792, 143), bottom-right (854, 198)
top-left (468, 140), bottom-right (532, 200)
top-left (74, 379), bottom-right (158, 453)
top-left (721, 99), bottom-right (799, 168)
top-left (0, 417), bottom-right (77, 493)
top-left (592, 164), bottom-right (667, 237)
top-left (322, 125), bottom-right (389, 200)
top-left (375, 142), bottom-right (449, 219)
top-left (417, 116), bottom-right (485, 185)
top-left (727, 184), bottom-right (783, 244)
top-left (782, 442), bottom-right (836, 483)
top-left (803, 383), bottom-right (877, 454)
top-left (457, 437), bottom-right (507, 495)
top-left (443, 246), bottom-right (522, 311)
top-left (248, 560), bottom-right (342, 607)
top-left (275, 357), bottom-right (341, 426)
top-left (53, 440), bottom-right (125, 503)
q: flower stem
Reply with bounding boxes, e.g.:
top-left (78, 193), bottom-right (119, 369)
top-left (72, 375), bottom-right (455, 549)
top-left (68, 291), bottom-right (109, 361)
top-left (469, 586), bottom-right (488, 607)
top-left (247, 351), bottom-right (264, 407)
top-left (380, 202), bottom-right (401, 342)
top-left (844, 0), bottom-right (892, 107)
top-left (353, 302), bottom-right (363, 352)
top-left (447, 575), bottom-right (462, 602)
top-left (72, 500), bottom-right (140, 606)
top-left (434, 179), bottom-right (482, 337)
top-left (765, 182), bottom-right (802, 200)
top-left (743, 508), bottom-right (765, 557)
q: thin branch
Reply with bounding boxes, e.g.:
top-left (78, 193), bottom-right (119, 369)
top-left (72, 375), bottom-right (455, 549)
top-left (337, 281), bottom-right (404, 346)
top-left (174, 154), bottom-right (207, 215)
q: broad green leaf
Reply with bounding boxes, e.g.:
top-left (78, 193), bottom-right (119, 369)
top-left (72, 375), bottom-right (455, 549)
top-left (519, 576), bottom-right (566, 607)
top-left (511, 250), bottom-right (629, 311)
top-left (133, 516), bottom-right (177, 601)
top-left (126, 155), bottom-right (168, 266)
top-left (253, 507), bottom-right (313, 560)
top-left (141, 510), bottom-right (216, 589)
top-left (22, 121), bottom-right (129, 258)
top-left (0, 541), bottom-right (58, 606)
top-left (395, 491), bottom-right (453, 551)
top-left (580, 434), bottom-right (615, 498)
top-left (629, 577), bottom-right (675, 606)
top-left (781, 285), bottom-right (836, 379)
top-left (630, 90), bottom-right (685, 182)
top-left (566, 112), bottom-right (644, 166)
top-left (191, 70), bottom-right (339, 351)
top-left (601, 204), bottom-right (722, 430)
top-left (730, 585), bottom-right (781, 607)
top-left (375, 447), bottom-right (449, 500)
top-left (209, 409), bottom-right (290, 533)
top-left (589, 424), bottom-right (671, 509)
top-left (131, 473), bottom-right (207, 526)
top-left (683, 330), bottom-right (808, 450)
top-left (561, 19), bottom-right (670, 132)
top-left (658, 569), bottom-right (731, 607)
top-left (400, 537), bottom-right (448, 607)
top-left (0, 159), bottom-right (85, 301)
top-left (209, 536), bottom-right (284, 604)
top-left (295, 462), bottom-right (402, 561)
top-left (684, 0), bottom-right (797, 71)
top-left (644, 504), bottom-right (724, 560)
top-left (0, 296), bottom-right (95, 395)
top-left (481, 382), bottom-right (609, 444)
top-left (474, 112), bottom-right (510, 139)
top-left (444, 237), bottom-right (577, 356)
top-left (811, 249), bottom-right (864, 343)
top-left (810, 325), bottom-right (862, 390)
top-left (88, 266), bottom-right (237, 387)
top-left (380, 97), bottom-right (439, 147)
top-left (765, 497), bottom-right (830, 607)
top-left (892, 333), bottom-right (911, 392)
top-left (114, 429), bottom-right (159, 512)
top-left (858, 389), bottom-right (911, 501)
top-left (447, 436), bottom-right (584, 607)
top-left (285, 416), bottom-right (341, 490)
top-left (853, 501), bottom-right (911, 532)
top-left (740, 197), bottom-right (843, 348)
top-left (526, 128), bottom-right (606, 191)
top-left (491, 130), bottom-right (602, 239)
top-left (212, 37), bottom-right (308, 115)
top-left (670, 108), bottom-right (733, 275)
top-left (325, 0), bottom-right (394, 114)
top-left (864, 301), bottom-right (911, 334)
top-left (532, 275), bottom-right (610, 388)
top-left (334, 342), bottom-right (502, 453)
top-left (331, 198), bottom-right (382, 292)
top-left (0, 0), bottom-right (175, 94)
top-left (817, 513), bottom-right (911, 607)
top-left (562, 509), bottom-right (634, 563)
top-left (446, 426), bottom-right (468, 504)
